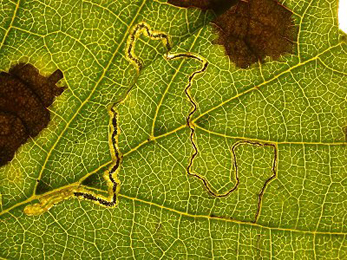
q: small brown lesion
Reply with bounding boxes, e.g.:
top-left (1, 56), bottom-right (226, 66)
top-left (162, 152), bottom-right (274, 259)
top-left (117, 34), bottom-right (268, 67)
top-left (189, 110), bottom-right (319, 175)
top-left (342, 126), bottom-right (347, 141)
top-left (168, 0), bottom-right (297, 68)
top-left (0, 63), bottom-right (65, 167)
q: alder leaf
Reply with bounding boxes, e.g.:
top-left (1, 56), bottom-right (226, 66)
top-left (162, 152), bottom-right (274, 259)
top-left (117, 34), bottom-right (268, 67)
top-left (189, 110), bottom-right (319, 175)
top-left (0, 0), bottom-right (347, 259)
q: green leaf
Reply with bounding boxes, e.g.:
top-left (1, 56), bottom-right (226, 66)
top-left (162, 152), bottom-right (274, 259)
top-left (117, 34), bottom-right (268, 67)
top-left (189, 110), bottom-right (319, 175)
top-left (1, 0), bottom-right (347, 259)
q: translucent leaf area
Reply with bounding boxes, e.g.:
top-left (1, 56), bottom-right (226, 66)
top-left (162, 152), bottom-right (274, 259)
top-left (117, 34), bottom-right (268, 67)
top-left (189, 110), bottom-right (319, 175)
top-left (0, 0), bottom-right (347, 259)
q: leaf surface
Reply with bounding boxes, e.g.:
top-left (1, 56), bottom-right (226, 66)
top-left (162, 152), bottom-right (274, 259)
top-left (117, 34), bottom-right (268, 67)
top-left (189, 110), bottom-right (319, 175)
top-left (0, 0), bottom-right (347, 259)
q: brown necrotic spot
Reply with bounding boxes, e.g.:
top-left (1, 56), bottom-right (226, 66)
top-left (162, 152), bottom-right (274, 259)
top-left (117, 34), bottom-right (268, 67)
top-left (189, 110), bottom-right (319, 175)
top-left (169, 0), bottom-right (297, 68)
top-left (0, 63), bottom-right (64, 167)
top-left (342, 126), bottom-right (347, 141)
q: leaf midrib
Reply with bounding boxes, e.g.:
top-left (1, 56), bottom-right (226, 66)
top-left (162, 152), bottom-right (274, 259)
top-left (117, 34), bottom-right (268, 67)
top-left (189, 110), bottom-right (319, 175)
top-left (1, 0), bottom-right (345, 237)
top-left (120, 41), bottom-right (345, 160)
top-left (1, 184), bottom-right (346, 236)
top-left (1, 0), bottom-right (216, 209)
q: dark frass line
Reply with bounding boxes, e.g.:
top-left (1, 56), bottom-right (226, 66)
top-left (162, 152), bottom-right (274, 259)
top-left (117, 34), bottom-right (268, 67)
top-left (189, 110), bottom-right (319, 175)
top-left (75, 22), bottom-right (278, 222)
top-left (74, 106), bottom-right (121, 207)
top-left (72, 22), bottom-right (174, 208)
top-left (172, 52), bottom-right (278, 223)
top-left (126, 22), bottom-right (172, 71)
top-left (125, 22), bottom-right (278, 223)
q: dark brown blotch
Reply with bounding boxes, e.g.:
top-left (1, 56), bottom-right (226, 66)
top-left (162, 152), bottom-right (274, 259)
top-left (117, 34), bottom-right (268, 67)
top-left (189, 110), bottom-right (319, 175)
top-left (169, 0), bottom-right (297, 68)
top-left (0, 63), bottom-right (65, 167)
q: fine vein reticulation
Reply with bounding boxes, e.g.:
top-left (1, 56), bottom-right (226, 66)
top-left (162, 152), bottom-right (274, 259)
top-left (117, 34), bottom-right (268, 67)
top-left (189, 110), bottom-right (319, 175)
top-left (126, 22), bottom-right (172, 71)
top-left (23, 22), bottom-right (175, 214)
top-left (23, 107), bottom-right (121, 215)
top-left (73, 106), bottom-right (121, 207)
top-left (125, 22), bottom-right (278, 223)
top-left (24, 22), bottom-right (277, 218)
top-left (175, 51), bottom-right (278, 222)
top-left (188, 139), bottom-right (278, 223)
top-left (58, 22), bottom-right (176, 209)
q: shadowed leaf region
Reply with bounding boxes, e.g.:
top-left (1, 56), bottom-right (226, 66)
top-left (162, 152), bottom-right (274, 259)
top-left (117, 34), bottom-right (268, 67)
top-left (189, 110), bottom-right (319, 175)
top-left (168, 0), bottom-right (239, 14)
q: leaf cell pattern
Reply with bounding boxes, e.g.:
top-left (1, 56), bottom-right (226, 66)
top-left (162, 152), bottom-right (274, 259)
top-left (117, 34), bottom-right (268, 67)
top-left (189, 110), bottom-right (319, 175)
top-left (0, 0), bottom-right (347, 259)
